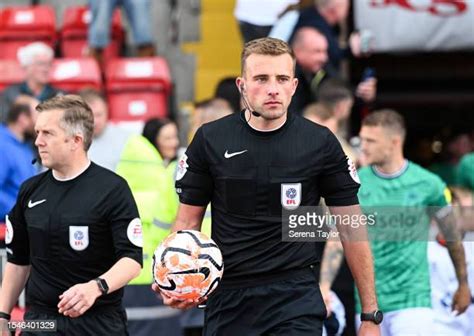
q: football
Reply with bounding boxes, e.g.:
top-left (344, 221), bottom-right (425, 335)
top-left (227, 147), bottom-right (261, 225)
top-left (153, 230), bottom-right (224, 300)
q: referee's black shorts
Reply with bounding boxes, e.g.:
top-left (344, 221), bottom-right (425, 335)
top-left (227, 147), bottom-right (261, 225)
top-left (203, 266), bottom-right (326, 336)
top-left (21, 306), bottom-right (128, 336)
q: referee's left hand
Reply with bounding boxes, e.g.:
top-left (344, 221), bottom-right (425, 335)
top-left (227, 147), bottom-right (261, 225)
top-left (58, 281), bottom-right (102, 318)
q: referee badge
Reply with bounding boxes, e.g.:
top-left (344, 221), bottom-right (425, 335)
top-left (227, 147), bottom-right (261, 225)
top-left (347, 158), bottom-right (360, 184)
top-left (281, 183), bottom-right (301, 210)
top-left (69, 226), bottom-right (89, 251)
top-left (176, 153), bottom-right (189, 181)
top-left (5, 215), bottom-right (13, 245)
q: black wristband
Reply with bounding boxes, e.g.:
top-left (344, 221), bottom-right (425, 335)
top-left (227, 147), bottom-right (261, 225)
top-left (0, 311), bottom-right (11, 320)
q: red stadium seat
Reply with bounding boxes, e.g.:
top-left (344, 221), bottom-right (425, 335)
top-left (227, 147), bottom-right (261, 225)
top-left (0, 223), bottom-right (5, 241)
top-left (61, 6), bottom-right (124, 61)
top-left (0, 60), bottom-right (25, 91)
top-left (105, 57), bottom-right (172, 122)
top-left (49, 58), bottom-right (102, 92)
top-left (0, 5), bottom-right (56, 60)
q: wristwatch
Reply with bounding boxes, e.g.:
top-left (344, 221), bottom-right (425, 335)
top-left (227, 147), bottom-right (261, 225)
top-left (94, 278), bottom-right (109, 296)
top-left (361, 310), bottom-right (383, 324)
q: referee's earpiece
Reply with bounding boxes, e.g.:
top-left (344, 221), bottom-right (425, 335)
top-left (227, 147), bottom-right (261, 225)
top-left (239, 83), bottom-right (261, 118)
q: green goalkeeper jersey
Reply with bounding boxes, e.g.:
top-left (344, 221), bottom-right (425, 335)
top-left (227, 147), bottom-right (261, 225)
top-left (355, 160), bottom-right (450, 313)
top-left (458, 153), bottom-right (474, 190)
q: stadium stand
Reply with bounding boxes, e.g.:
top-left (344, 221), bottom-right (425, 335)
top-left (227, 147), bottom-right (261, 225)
top-left (49, 57), bottom-right (102, 92)
top-left (105, 57), bottom-right (171, 122)
top-left (60, 5), bottom-right (124, 61)
top-left (0, 5), bottom-right (56, 60)
top-left (0, 58), bottom-right (102, 93)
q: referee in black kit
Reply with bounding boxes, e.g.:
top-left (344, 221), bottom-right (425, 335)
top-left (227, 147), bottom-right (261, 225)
top-left (154, 38), bottom-right (381, 335)
top-left (0, 95), bottom-right (142, 335)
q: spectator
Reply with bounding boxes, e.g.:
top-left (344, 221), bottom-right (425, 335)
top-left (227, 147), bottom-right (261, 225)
top-left (117, 118), bottom-right (181, 336)
top-left (303, 78), bottom-right (357, 162)
top-left (0, 42), bottom-right (63, 123)
top-left (290, 27), bottom-right (376, 114)
top-left (214, 77), bottom-right (241, 114)
top-left (269, 0), bottom-right (317, 42)
top-left (290, 0), bottom-right (365, 76)
top-left (290, 27), bottom-right (329, 114)
top-left (80, 89), bottom-right (131, 172)
top-left (190, 98), bottom-right (233, 139)
top-left (88, 0), bottom-right (155, 65)
top-left (0, 104), bottom-right (38, 221)
top-left (234, 0), bottom-right (299, 43)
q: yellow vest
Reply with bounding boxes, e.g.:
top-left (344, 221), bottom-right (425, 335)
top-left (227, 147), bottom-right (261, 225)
top-left (116, 135), bottom-right (179, 284)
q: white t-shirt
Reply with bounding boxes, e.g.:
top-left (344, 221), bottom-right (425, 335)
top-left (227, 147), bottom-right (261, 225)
top-left (428, 236), bottom-right (474, 336)
top-left (234, 0), bottom-right (298, 26)
top-left (88, 124), bottom-right (132, 172)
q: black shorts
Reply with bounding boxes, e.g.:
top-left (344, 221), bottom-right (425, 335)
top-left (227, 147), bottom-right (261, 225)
top-left (203, 267), bottom-right (326, 336)
top-left (21, 307), bottom-right (128, 336)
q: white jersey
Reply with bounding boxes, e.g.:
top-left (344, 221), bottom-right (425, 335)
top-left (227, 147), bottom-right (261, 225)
top-left (428, 237), bottom-right (474, 335)
top-left (234, 0), bottom-right (298, 26)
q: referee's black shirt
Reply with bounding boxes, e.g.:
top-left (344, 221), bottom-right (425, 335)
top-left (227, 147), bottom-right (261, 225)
top-left (6, 163), bottom-right (143, 312)
top-left (176, 111), bottom-right (359, 287)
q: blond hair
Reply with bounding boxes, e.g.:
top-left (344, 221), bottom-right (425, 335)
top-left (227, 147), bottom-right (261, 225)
top-left (241, 37), bottom-right (295, 75)
top-left (362, 109), bottom-right (406, 141)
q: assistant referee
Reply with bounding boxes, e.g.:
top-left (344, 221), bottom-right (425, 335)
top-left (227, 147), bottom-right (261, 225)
top-left (0, 95), bottom-right (143, 335)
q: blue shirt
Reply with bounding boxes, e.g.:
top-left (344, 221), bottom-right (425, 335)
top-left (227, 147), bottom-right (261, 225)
top-left (0, 124), bottom-right (37, 220)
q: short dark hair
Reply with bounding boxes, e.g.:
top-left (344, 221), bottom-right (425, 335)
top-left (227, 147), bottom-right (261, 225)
top-left (362, 109), bottom-right (406, 140)
top-left (36, 95), bottom-right (94, 150)
top-left (317, 78), bottom-right (353, 108)
top-left (6, 104), bottom-right (31, 124)
top-left (241, 37), bottom-right (295, 75)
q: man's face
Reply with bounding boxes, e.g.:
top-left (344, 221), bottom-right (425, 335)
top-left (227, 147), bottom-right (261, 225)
top-left (89, 98), bottom-right (109, 137)
top-left (294, 32), bottom-right (328, 74)
top-left (25, 53), bottom-right (52, 85)
top-left (330, 0), bottom-right (350, 23)
top-left (35, 109), bottom-right (75, 170)
top-left (359, 125), bottom-right (396, 165)
top-left (238, 53), bottom-right (298, 120)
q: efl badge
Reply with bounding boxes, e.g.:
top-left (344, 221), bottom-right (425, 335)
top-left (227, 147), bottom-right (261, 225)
top-left (281, 183), bottom-right (301, 210)
top-left (69, 226), bottom-right (89, 251)
top-left (347, 158), bottom-right (360, 184)
top-left (127, 218), bottom-right (143, 247)
top-left (5, 215), bottom-right (13, 245)
top-left (176, 154), bottom-right (189, 181)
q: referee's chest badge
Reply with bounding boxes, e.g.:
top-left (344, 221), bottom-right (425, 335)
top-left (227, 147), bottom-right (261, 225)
top-left (69, 226), bottom-right (89, 251)
top-left (281, 183), bottom-right (301, 210)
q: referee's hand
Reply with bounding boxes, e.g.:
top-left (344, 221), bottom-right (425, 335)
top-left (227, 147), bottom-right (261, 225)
top-left (151, 283), bottom-right (206, 310)
top-left (57, 281), bottom-right (102, 318)
top-left (0, 318), bottom-right (10, 336)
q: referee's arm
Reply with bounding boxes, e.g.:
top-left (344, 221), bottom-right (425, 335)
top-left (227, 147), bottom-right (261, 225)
top-left (171, 203), bottom-right (207, 232)
top-left (329, 205), bottom-right (378, 314)
top-left (0, 263), bottom-right (30, 317)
